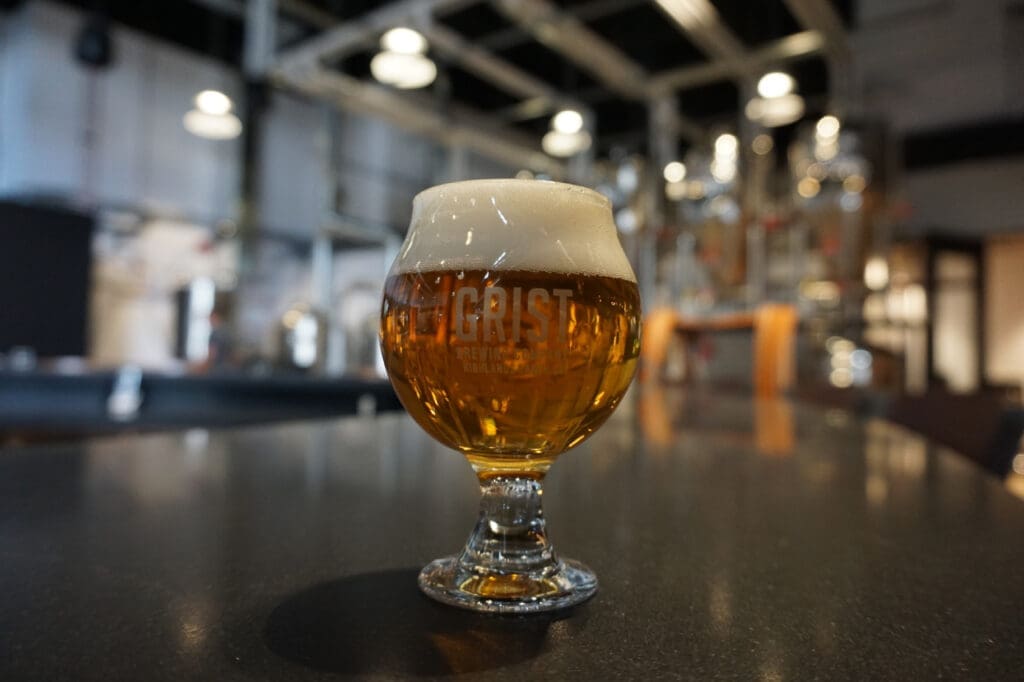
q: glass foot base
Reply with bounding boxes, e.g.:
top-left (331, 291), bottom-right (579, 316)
top-left (418, 556), bottom-right (598, 614)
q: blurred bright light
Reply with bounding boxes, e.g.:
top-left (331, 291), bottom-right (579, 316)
top-left (552, 109), bottom-right (583, 134)
top-left (829, 368), bottom-right (853, 388)
top-left (843, 174), bottom-right (867, 193)
top-left (663, 160), bottom-right (686, 183)
top-left (797, 176), bottom-right (820, 198)
top-left (665, 180), bottom-right (687, 201)
top-left (183, 109), bottom-right (242, 139)
top-left (710, 159), bottom-right (736, 183)
top-left (195, 90), bottom-right (232, 115)
top-left (863, 293), bottom-right (886, 321)
top-left (816, 115), bottom-right (841, 139)
top-left (826, 336), bottom-right (853, 353)
top-left (752, 134), bottom-right (773, 155)
top-left (802, 280), bottom-right (839, 304)
top-left (370, 50), bottom-right (437, 89)
top-left (757, 71), bottom-right (795, 98)
top-left (615, 207), bottom-right (638, 233)
top-left (542, 130), bottom-right (591, 157)
top-left (840, 191), bottom-right (863, 212)
top-left (617, 160), bottom-right (640, 193)
top-left (903, 284), bottom-right (928, 323)
top-left (815, 139), bottom-right (839, 160)
top-left (709, 195), bottom-right (740, 222)
top-left (714, 133), bottom-right (738, 159)
top-left (380, 27), bottom-right (427, 54)
top-left (745, 94), bottom-right (805, 127)
top-left (864, 256), bottom-right (890, 291)
top-left (850, 349), bottom-right (873, 370)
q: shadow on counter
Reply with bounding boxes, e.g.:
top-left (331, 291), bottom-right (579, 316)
top-left (263, 568), bottom-right (563, 676)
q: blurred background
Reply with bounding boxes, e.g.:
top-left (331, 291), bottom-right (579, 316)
top-left (0, 0), bottom-right (1022, 480)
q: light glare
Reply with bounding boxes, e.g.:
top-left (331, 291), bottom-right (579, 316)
top-left (552, 109), bottom-right (584, 134)
top-left (745, 93), bottom-right (805, 127)
top-left (183, 110), bottom-right (242, 140)
top-left (542, 130), bottom-right (591, 157)
top-left (797, 177), bottom-right (820, 198)
top-left (816, 115), bottom-right (841, 139)
top-left (757, 71), bottom-right (795, 99)
top-left (195, 90), bottom-right (232, 115)
top-left (663, 161), bottom-right (686, 183)
top-left (370, 51), bottom-right (437, 89)
top-left (380, 27), bottom-right (427, 54)
top-left (714, 133), bottom-right (738, 159)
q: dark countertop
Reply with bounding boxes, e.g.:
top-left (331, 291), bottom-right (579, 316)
top-left (0, 371), bottom-right (402, 440)
top-left (2, 388), bottom-right (1023, 679)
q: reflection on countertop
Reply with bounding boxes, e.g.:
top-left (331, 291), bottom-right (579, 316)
top-left (2, 388), bottom-right (1024, 679)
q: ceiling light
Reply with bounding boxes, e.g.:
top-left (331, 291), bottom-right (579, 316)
top-left (552, 109), bottom-right (583, 134)
top-left (380, 27), bottom-right (427, 54)
top-left (745, 93), bottom-right (805, 128)
top-left (757, 71), bottom-right (795, 99)
top-left (663, 161), bottom-right (686, 183)
top-left (370, 50), bottom-right (437, 89)
top-left (542, 130), bottom-right (591, 157)
top-left (195, 89), bottom-right (232, 115)
top-left (183, 109), bottom-right (242, 140)
top-left (816, 115), bottom-right (840, 139)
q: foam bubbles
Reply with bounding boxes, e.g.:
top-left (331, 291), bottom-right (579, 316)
top-left (392, 179), bottom-right (637, 283)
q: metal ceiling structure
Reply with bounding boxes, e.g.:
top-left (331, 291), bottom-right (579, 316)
top-left (50, 0), bottom-right (848, 176)
top-left (266, 0), bottom-right (851, 175)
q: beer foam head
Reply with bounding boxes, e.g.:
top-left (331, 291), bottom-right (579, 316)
top-left (394, 179), bottom-right (637, 283)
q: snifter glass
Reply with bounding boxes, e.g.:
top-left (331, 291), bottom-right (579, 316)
top-left (379, 179), bottom-right (641, 613)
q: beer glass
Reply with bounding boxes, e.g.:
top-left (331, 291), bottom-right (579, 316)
top-left (380, 179), bottom-right (641, 613)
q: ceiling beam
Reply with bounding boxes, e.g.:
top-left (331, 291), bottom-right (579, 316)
top-left (493, 0), bottom-right (646, 98)
top-left (276, 0), bottom-right (475, 70)
top-left (652, 0), bottom-right (750, 76)
top-left (278, 0), bottom-right (337, 30)
top-left (477, 0), bottom-right (646, 52)
top-left (781, 0), bottom-right (850, 60)
top-left (647, 30), bottom-right (826, 95)
top-left (422, 23), bottom-right (586, 117)
top-left (492, 0), bottom-right (703, 142)
top-left (272, 64), bottom-right (566, 175)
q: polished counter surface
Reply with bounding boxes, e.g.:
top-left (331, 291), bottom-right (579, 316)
top-left (2, 390), bottom-right (1023, 679)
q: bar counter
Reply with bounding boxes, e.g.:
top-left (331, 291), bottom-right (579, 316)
top-left (2, 389), bottom-right (1023, 679)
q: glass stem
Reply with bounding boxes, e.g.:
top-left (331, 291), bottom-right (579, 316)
top-left (458, 475), bottom-right (560, 577)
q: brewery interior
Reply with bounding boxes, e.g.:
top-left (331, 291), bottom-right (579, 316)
top-left (1, 0), bottom-right (1023, 488)
top-left (6, 2), bottom-right (1024, 676)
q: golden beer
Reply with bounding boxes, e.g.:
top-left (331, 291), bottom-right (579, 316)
top-left (380, 179), bottom-right (640, 613)
top-left (381, 268), bottom-right (641, 476)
